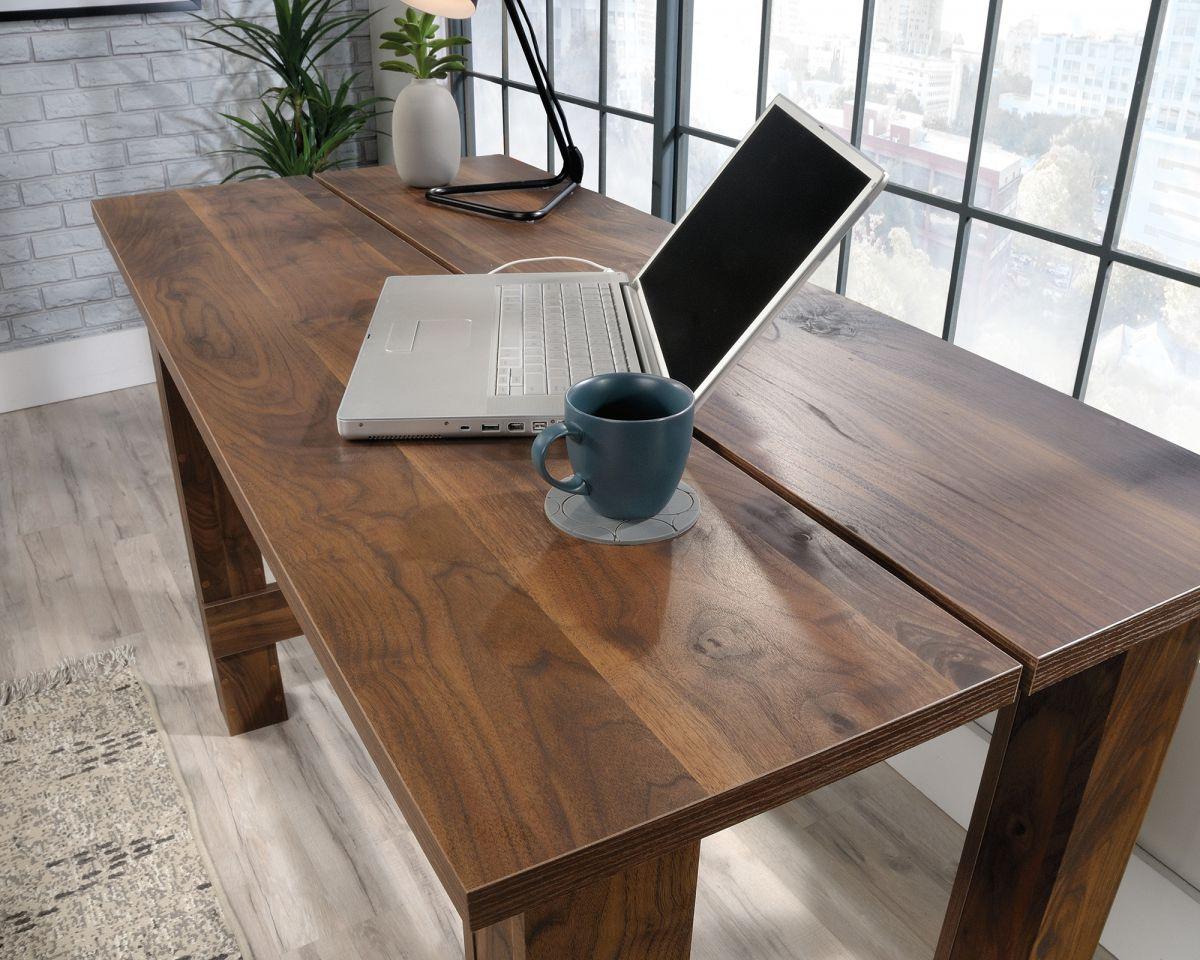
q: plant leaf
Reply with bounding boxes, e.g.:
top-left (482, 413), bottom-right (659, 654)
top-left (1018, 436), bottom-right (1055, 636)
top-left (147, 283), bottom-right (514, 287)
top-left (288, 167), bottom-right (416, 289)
top-left (380, 59), bottom-right (418, 75)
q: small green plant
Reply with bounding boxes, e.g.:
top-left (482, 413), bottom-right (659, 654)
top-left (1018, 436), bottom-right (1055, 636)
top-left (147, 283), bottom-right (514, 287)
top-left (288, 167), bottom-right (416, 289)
top-left (379, 9), bottom-right (469, 80)
top-left (193, 0), bottom-right (386, 180)
top-left (217, 72), bottom-right (381, 180)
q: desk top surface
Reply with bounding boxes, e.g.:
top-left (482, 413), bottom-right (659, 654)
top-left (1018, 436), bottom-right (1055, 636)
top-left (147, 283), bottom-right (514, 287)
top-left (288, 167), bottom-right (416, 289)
top-left (94, 175), bottom-right (1017, 928)
top-left (321, 157), bottom-right (1200, 692)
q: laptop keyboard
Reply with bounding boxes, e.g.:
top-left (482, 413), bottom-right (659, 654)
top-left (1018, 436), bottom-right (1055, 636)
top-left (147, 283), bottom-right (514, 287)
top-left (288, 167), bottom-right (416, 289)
top-left (496, 281), bottom-right (631, 396)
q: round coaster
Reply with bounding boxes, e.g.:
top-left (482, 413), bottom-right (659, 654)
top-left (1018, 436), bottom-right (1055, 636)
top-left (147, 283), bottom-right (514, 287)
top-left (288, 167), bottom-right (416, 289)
top-left (544, 481), bottom-right (700, 545)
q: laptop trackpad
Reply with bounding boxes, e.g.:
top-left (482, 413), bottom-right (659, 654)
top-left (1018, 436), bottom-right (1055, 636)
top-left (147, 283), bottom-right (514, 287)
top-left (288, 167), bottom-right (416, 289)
top-left (390, 317), bottom-right (472, 354)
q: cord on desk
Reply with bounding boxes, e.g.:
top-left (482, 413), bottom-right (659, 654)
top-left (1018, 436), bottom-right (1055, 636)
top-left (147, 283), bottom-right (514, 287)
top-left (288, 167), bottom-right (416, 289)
top-left (488, 256), bottom-right (614, 274)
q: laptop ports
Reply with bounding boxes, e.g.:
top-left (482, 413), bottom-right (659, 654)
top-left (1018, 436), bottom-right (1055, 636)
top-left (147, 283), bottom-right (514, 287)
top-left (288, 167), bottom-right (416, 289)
top-left (532, 421), bottom-right (547, 432)
top-left (507, 422), bottom-right (525, 432)
top-left (481, 423), bottom-right (500, 431)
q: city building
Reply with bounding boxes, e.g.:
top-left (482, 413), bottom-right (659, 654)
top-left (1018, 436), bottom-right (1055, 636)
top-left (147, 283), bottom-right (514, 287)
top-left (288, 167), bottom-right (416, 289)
top-left (1122, 131), bottom-right (1200, 269)
top-left (822, 102), bottom-right (1022, 290)
top-left (870, 48), bottom-right (956, 120)
top-left (851, 102), bottom-right (1022, 212)
top-left (1120, 0), bottom-right (1200, 269)
top-left (875, 0), bottom-right (946, 56)
top-left (1000, 17), bottom-right (1039, 74)
top-left (1027, 32), bottom-right (1140, 117)
top-left (1144, 0), bottom-right (1200, 137)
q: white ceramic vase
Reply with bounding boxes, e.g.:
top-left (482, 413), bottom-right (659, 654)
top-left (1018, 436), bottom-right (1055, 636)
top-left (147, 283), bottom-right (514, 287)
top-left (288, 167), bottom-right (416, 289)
top-left (390, 78), bottom-right (462, 188)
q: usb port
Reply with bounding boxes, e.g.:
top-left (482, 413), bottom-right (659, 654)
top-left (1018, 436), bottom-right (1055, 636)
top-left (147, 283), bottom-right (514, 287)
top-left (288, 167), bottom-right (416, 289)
top-left (532, 421), bottom-right (547, 432)
top-left (481, 423), bottom-right (500, 431)
top-left (507, 422), bottom-right (525, 432)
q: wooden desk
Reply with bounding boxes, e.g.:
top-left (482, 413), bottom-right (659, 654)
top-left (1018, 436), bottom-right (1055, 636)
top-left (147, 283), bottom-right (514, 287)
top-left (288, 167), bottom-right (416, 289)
top-left (320, 157), bottom-right (1200, 960)
top-left (94, 176), bottom-right (1018, 959)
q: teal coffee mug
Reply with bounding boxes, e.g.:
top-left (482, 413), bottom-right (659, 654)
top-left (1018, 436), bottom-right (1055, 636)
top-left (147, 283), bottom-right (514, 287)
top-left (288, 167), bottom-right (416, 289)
top-left (531, 372), bottom-right (695, 522)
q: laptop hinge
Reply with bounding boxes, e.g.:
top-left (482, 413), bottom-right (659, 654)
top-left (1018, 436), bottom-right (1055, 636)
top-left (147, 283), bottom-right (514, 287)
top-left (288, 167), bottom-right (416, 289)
top-left (620, 281), bottom-right (662, 377)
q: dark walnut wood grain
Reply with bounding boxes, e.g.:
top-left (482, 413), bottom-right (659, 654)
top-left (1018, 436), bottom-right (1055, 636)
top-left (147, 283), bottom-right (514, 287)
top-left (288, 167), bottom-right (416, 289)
top-left (468, 843), bottom-right (700, 960)
top-left (319, 158), bottom-right (661, 277)
top-left (938, 619), bottom-right (1200, 960)
top-left (313, 158), bottom-right (1200, 960)
top-left (205, 585), bottom-right (300, 660)
top-left (154, 355), bottom-right (289, 734)
top-left (697, 290), bottom-right (1200, 693)
top-left (321, 158), bottom-right (1200, 692)
top-left (95, 175), bottom-right (1017, 938)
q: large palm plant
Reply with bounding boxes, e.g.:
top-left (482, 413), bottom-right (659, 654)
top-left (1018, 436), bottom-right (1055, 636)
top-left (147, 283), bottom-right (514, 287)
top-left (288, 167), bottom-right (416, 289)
top-left (194, 0), bottom-right (385, 179)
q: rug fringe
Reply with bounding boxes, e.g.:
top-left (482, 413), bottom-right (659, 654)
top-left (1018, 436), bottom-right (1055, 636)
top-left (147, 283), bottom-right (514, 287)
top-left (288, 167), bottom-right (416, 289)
top-left (0, 645), bottom-right (137, 707)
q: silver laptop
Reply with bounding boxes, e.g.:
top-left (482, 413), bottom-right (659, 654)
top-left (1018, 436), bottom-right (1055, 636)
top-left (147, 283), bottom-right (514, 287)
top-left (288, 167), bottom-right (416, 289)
top-left (338, 95), bottom-right (886, 439)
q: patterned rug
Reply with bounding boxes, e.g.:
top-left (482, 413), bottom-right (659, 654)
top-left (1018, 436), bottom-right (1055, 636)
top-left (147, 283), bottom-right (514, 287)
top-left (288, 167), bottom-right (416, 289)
top-left (0, 648), bottom-right (248, 960)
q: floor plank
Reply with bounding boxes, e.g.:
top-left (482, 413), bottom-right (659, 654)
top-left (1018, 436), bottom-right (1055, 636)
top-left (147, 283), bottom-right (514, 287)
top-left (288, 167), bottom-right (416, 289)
top-left (0, 384), bottom-right (1112, 960)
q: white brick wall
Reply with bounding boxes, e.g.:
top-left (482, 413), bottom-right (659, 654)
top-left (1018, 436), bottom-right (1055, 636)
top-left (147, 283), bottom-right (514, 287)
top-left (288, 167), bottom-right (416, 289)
top-left (0, 0), bottom-right (379, 352)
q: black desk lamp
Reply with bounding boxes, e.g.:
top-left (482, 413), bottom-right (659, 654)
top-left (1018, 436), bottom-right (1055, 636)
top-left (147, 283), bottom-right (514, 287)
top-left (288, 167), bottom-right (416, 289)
top-left (405, 0), bottom-right (583, 222)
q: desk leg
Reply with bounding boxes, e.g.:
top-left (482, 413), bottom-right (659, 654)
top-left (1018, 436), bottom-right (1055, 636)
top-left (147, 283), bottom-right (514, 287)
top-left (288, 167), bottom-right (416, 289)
top-left (466, 842), bottom-right (700, 960)
top-left (936, 619), bottom-right (1200, 960)
top-left (153, 354), bottom-right (298, 735)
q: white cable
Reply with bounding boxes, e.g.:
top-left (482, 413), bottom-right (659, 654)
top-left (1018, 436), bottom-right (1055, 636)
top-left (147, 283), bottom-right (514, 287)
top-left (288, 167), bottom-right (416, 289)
top-left (488, 256), bottom-right (614, 274)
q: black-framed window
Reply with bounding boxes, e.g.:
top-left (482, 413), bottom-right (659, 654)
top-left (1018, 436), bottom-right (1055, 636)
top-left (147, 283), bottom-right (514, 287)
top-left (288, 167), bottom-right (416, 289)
top-left (453, 0), bottom-right (1200, 455)
top-left (452, 0), bottom-right (658, 210)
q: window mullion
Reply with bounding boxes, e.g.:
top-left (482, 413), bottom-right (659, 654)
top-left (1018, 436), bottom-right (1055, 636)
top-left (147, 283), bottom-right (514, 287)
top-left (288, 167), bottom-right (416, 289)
top-left (1075, 259), bottom-right (1115, 401)
top-left (1100, 0), bottom-right (1169, 251)
top-left (1073, 0), bottom-right (1171, 400)
top-left (599, 0), bottom-right (609, 194)
top-left (501, 2), bottom-right (511, 155)
top-left (836, 0), bottom-right (876, 296)
top-left (652, 0), bottom-right (686, 220)
top-left (453, 17), bottom-right (475, 156)
top-left (545, 0), bottom-right (556, 172)
top-left (755, 0), bottom-right (773, 117)
top-left (941, 0), bottom-right (1005, 341)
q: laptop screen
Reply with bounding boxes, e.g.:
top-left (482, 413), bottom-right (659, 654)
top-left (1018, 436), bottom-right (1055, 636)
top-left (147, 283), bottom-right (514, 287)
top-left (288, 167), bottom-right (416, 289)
top-left (638, 105), bottom-right (872, 392)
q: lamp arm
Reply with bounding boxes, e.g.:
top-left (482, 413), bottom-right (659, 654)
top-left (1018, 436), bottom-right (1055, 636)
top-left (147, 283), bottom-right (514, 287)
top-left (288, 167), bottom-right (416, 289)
top-left (502, 0), bottom-right (578, 165)
top-left (424, 0), bottom-right (583, 221)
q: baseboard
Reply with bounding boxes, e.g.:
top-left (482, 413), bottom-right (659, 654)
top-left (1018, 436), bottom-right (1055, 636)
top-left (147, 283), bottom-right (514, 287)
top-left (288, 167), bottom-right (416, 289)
top-left (887, 724), bottom-right (1200, 959)
top-left (0, 326), bottom-right (155, 414)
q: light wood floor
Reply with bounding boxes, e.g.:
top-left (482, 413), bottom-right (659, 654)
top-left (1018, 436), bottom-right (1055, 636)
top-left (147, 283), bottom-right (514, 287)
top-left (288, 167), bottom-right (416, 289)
top-left (0, 384), bottom-right (1116, 960)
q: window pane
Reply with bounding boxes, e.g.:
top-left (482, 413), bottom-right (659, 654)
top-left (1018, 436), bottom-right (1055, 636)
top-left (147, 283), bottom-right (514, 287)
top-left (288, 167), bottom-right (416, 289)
top-left (508, 0), bottom-right (548, 86)
top-left (1087, 266), bottom-right (1200, 453)
top-left (767, 0), bottom-right (863, 129)
top-left (605, 114), bottom-right (653, 212)
top-left (975, 0), bottom-right (1150, 239)
top-left (845, 193), bottom-right (956, 335)
top-left (955, 222), bottom-right (1097, 392)
top-left (509, 88), bottom-right (548, 169)
top-left (607, 0), bottom-right (657, 115)
top-left (561, 102), bottom-right (600, 191)
top-left (688, 0), bottom-right (763, 138)
top-left (684, 136), bottom-right (734, 211)
top-left (471, 0), bottom-right (503, 77)
top-left (473, 79), bottom-right (504, 156)
top-left (860, 1), bottom-right (989, 199)
top-left (553, 0), bottom-right (599, 100)
top-left (1118, 0), bottom-right (1200, 271)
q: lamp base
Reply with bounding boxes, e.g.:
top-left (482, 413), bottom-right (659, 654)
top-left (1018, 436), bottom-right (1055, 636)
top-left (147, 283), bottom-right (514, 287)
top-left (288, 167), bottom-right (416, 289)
top-left (424, 147), bottom-right (584, 223)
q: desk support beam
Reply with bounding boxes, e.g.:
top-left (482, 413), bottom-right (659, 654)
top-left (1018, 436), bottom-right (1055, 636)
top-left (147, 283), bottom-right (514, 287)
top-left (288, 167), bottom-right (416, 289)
top-left (153, 354), bottom-right (293, 735)
top-left (937, 619), bottom-right (1200, 960)
top-left (466, 842), bottom-right (700, 960)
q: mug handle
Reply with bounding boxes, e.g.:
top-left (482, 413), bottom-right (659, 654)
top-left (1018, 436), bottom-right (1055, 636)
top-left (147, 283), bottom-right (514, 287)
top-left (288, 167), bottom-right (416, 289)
top-left (531, 422), bottom-right (589, 495)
